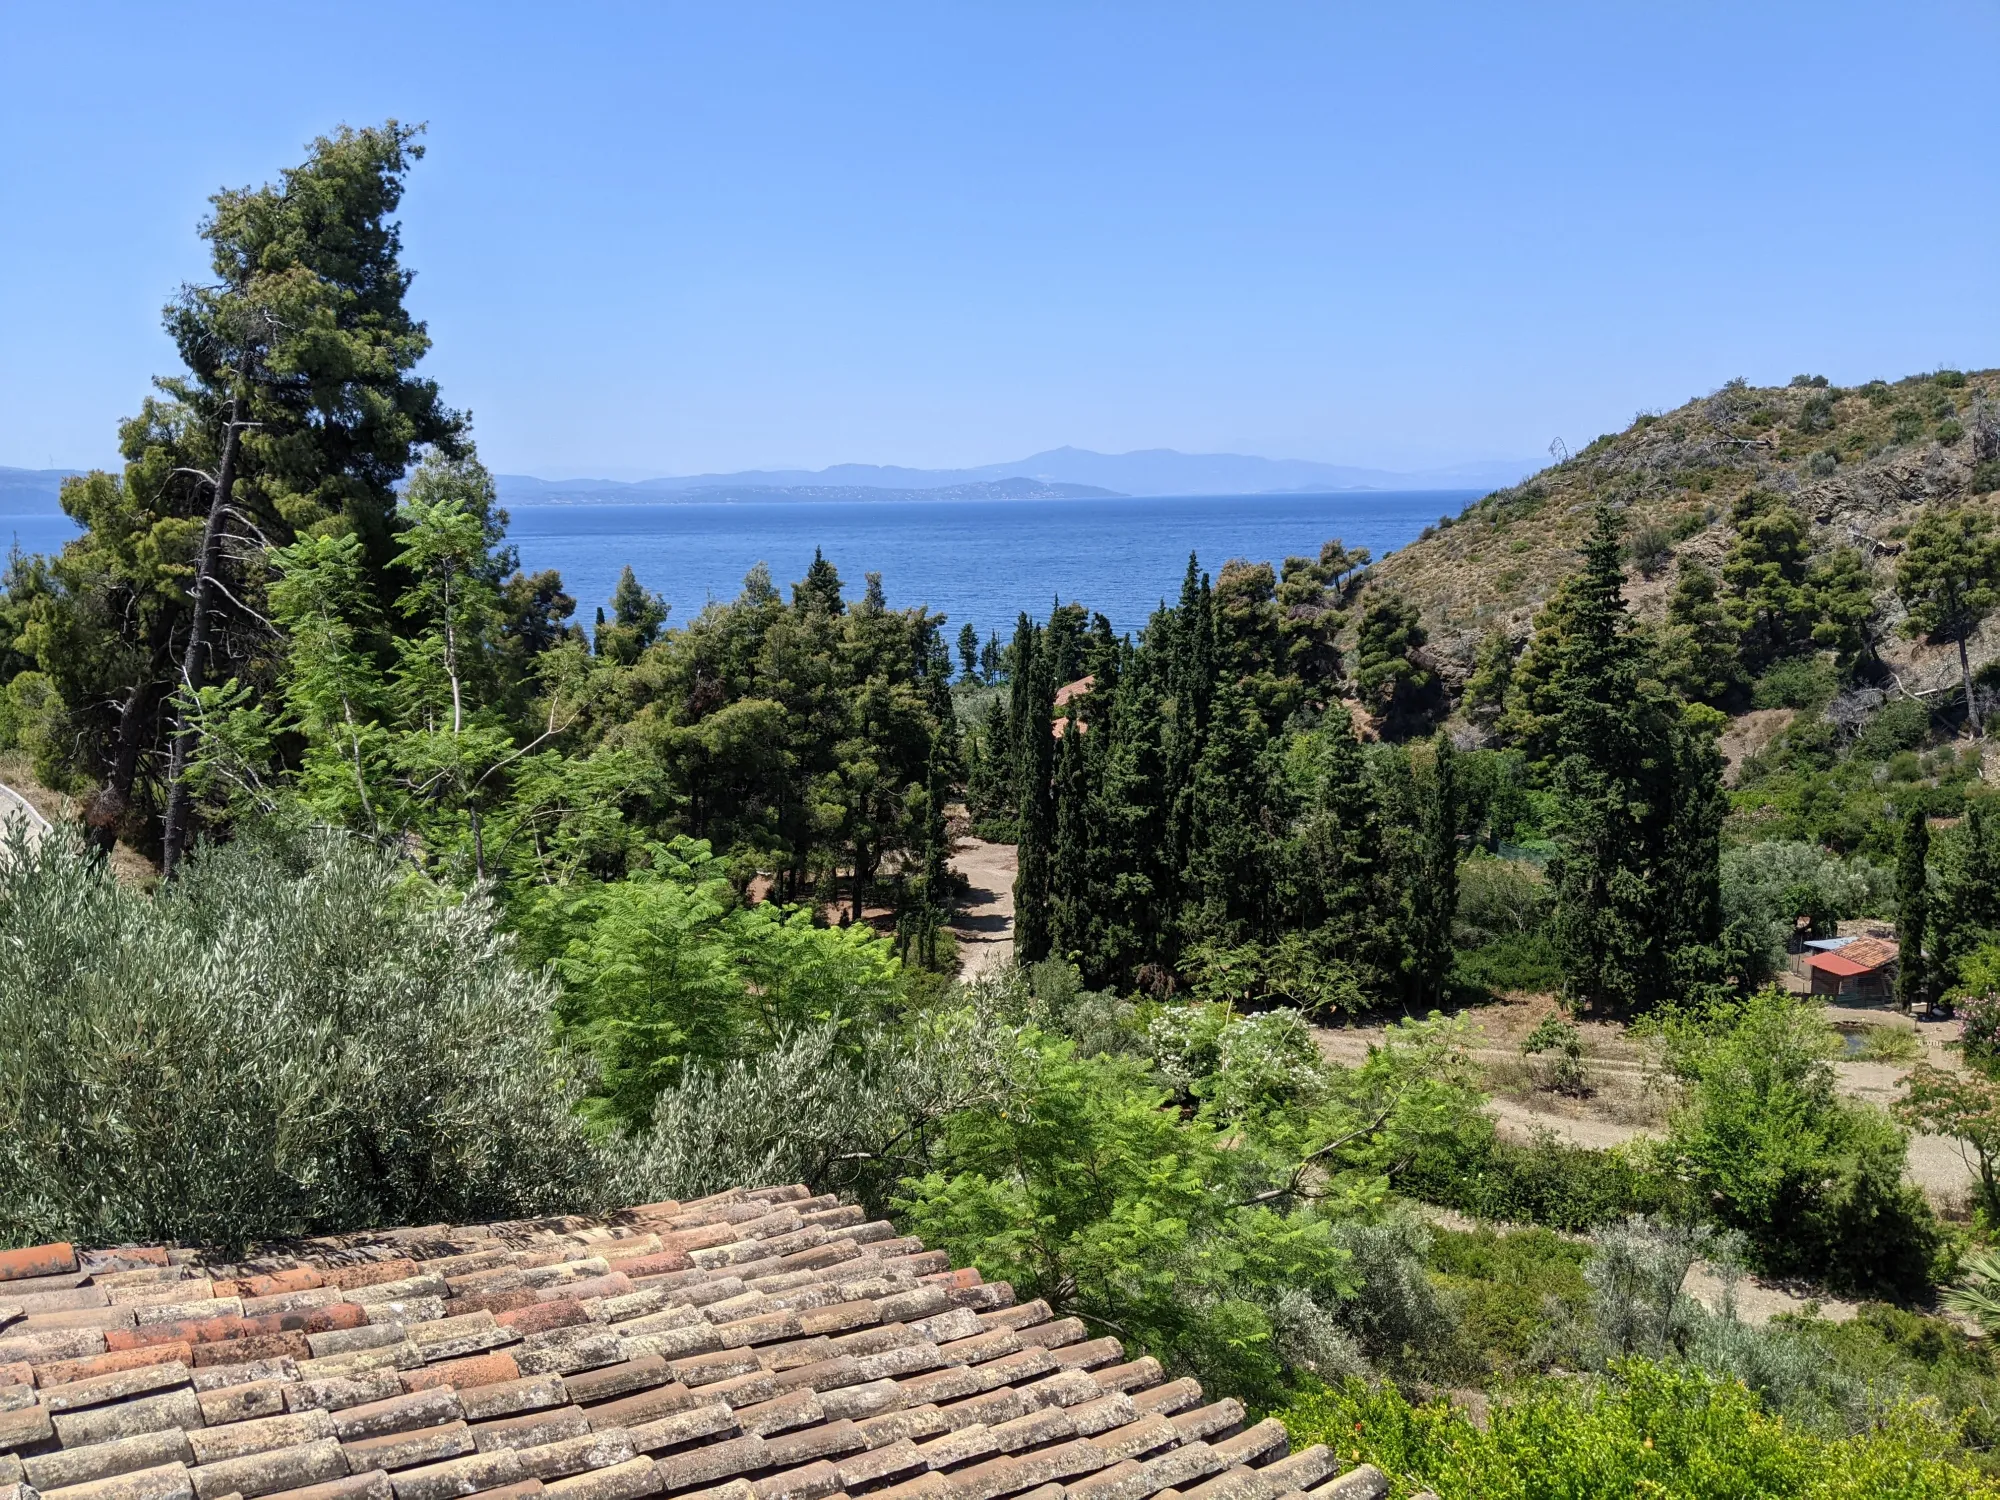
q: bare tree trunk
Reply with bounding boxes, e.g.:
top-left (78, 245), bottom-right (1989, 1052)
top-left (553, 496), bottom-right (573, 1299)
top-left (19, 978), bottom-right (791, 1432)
top-left (161, 398), bottom-right (244, 878)
top-left (1962, 636), bottom-right (1983, 742)
top-left (86, 677), bottom-right (159, 853)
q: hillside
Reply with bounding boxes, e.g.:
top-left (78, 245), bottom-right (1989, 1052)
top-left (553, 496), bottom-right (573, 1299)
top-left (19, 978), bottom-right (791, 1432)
top-left (1364, 368), bottom-right (2000, 705)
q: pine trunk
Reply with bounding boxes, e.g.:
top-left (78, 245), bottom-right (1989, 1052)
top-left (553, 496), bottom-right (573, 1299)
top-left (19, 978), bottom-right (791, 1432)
top-left (161, 400), bottom-right (242, 877)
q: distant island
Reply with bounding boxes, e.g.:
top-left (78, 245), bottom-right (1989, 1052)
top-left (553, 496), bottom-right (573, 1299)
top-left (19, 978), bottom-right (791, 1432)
top-left (493, 447), bottom-right (1532, 506)
top-left (525, 476), bottom-right (1125, 505)
top-left (1, 445), bottom-right (1534, 514)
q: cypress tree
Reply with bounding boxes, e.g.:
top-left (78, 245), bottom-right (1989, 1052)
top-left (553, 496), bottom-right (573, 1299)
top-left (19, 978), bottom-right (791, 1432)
top-left (1183, 681), bottom-right (1273, 946)
top-left (1544, 505), bottom-right (1694, 1010)
top-left (1897, 804), bottom-right (1930, 1013)
top-left (1287, 706), bottom-right (1399, 1001)
top-left (1165, 557), bottom-right (1214, 890)
top-left (1935, 798), bottom-right (2000, 987)
top-left (1011, 614), bottom-right (1055, 963)
top-left (1047, 705), bottom-right (1091, 961)
top-left (1409, 732), bottom-right (1460, 1006)
top-left (1090, 648), bottom-right (1172, 987)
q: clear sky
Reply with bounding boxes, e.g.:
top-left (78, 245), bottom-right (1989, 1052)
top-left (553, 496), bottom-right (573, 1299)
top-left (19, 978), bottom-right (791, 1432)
top-left (3, 2), bottom-right (1996, 479)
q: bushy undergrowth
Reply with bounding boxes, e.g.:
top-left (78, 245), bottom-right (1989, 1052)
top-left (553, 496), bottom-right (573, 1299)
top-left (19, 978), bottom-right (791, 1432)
top-left (1279, 1360), bottom-right (1998, 1499)
top-left (0, 833), bottom-right (608, 1250)
top-left (1398, 1127), bottom-right (1682, 1231)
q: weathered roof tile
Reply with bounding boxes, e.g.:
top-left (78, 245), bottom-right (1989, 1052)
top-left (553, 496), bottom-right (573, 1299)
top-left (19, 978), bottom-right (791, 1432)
top-left (0, 1194), bottom-right (1379, 1500)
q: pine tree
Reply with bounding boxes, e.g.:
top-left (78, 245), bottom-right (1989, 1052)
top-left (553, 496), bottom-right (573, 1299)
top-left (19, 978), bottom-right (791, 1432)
top-left (1896, 506), bottom-right (2000, 738)
top-left (595, 565), bottom-right (668, 664)
top-left (1660, 560), bottom-right (1743, 706)
top-left (1898, 804), bottom-right (1931, 1012)
top-left (1807, 545), bottom-right (1878, 675)
top-left (1010, 614), bottom-right (1055, 963)
top-left (793, 548), bottom-right (846, 615)
top-left (1463, 630), bottom-right (1517, 722)
top-left (1722, 489), bottom-right (1813, 672)
top-left (956, 622), bottom-right (980, 681)
top-left (1354, 593), bottom-right (1438, 735)
top-left (980, 630), bottom-right (1002, 683)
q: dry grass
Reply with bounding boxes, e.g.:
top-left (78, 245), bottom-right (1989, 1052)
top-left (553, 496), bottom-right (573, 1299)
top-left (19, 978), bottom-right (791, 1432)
top-left (0, 750), bottom-right (157, 887)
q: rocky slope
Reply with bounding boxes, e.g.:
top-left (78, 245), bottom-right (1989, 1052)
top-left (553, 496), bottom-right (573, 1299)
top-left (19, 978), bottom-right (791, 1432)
top-left (1360, 368), bottom-right (2000, 703)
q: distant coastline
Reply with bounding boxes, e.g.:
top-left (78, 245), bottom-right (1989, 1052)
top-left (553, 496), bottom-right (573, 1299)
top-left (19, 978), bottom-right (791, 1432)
top-left (513, 476), bottom-right (1125, 505)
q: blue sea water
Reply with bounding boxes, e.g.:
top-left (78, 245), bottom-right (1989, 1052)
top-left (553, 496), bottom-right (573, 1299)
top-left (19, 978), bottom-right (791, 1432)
top-left (505, 490), bottom-right (1474, 641)
top-left (0, 489), bottom-right (1477, 642)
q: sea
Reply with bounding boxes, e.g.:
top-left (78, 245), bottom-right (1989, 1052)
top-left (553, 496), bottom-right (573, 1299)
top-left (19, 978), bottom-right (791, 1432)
top-left (1, 489), bottom-right (1479, 643)
top-left (503, 490), bottom-right (1475, 641)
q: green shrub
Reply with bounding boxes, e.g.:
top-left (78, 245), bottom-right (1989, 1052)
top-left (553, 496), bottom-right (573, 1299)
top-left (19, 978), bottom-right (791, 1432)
top-left (1752, 657), bottom-right (1838, 711)
top-left (1427, 1226), bottom-right (1592, 1373)
top-left (0, 833), bottom-right (609, 1251)
top-left (1399, 1128), bottom-right (1682, 1231)
top-left (1660, 991), bottom-right (1945, 1297)
top-left (1787, 1303), bottom-right (2000, 1462)
top-left (1454, 932), bottom-right (1563, 995)
top-left (1278, 1361), bottom-right (1995, 1499)
top-left (1939, 419), bottom-right (1967, 445)
top-left (1626, 522), bottom-right (1674, 578)
top-left (1894, 408), bottom-right (1928, 443)
top-left (1973, 459), bottom-right (2000, 495)
top-left (1853, 697), bottom-right (1932, 760)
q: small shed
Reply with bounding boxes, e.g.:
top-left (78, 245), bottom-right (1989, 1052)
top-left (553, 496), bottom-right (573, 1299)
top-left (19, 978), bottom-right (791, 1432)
top-left (1806, 935), bottom-right (1899, 1000)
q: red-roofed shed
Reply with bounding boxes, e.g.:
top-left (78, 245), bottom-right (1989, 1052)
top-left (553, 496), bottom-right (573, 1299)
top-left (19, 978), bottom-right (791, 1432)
top-left (1808, 936), bottom-right (1898, 1000)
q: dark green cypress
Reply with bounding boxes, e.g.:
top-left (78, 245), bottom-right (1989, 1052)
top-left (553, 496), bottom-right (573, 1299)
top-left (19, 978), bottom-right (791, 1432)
top-left (1183, 680), bottom-right (1273, 946)
top-left (1166, 557), bottom-right (1214, 895)
top-left (1544, 505), bottom-right (1692, 1010)
top-left (1011, 614), bottom-right (1056, 963)
top-left (1897, 804), bottom-right (1930, 1013)
top-left (1409, 732), bottom-right (1460, 1006)
top-left (1047, 705), bottom-right (1091, 960)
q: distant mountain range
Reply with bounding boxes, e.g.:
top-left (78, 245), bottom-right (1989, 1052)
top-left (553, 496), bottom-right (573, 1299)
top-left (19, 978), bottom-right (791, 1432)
top-left (497, 448), bottom-right (1532, 504)
top-left (0, 448), bottom-right (1534, 514)
top-left (0, 467), bottom-right (77, 512)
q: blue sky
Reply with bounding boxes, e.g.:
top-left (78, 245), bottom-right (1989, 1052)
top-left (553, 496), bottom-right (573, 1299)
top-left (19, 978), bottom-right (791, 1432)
top-left (3, 2), bottom-right (1996, 479)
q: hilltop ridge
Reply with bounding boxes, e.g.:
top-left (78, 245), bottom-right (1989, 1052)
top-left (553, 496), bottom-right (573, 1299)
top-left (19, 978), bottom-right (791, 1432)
top-left (1362, 368), bottom-right (2000, 706)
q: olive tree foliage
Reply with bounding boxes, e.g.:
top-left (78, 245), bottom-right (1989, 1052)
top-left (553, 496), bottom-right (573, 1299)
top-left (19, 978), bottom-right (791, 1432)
top-left (620, 1013), bottom-right (1020, 1215)
top-left (1719, 841), bottom-right (1892, 981)
top-left (0, 832), bottom-right (608, 1251)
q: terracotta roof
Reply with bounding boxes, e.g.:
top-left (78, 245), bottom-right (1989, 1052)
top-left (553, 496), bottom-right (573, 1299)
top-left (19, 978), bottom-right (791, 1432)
top-left (0, 1187), bottom-right (1385, 1500)
top-left (1810, 937), bottom-right (1899, 976)
top-left (1052, 679), bottom-right (1094, 710)
top-left (1835, 937), bottom-right (1899, 971)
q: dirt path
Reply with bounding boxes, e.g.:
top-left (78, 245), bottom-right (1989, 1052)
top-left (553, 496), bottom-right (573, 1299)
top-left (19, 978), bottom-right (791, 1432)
top-left (949, 836), bottom-right (1016, 979)
top-left (0, 783), bottom-right (49, 846)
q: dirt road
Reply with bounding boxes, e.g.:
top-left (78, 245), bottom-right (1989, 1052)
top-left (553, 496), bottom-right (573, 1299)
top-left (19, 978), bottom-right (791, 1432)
top-left (949, 836), bottom-right (1016, 978)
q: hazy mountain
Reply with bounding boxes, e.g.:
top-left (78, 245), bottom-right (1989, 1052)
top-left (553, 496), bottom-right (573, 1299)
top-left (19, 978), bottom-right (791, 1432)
top-left (0, 467), bottom-right (77, 512)
top-left (595, 477), bottom-right (1120, 504)
top-left (497, 448), bottom-right (1533, 504)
